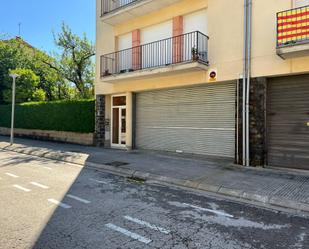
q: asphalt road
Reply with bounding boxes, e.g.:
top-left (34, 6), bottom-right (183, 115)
top-left (0, 149), bottom-right (308, 249)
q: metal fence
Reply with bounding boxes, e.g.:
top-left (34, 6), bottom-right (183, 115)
top-left (101, 31), bottom-right (209, 77)
top-left (277, 5), bottom-right (309, 47)
top-left (101, 0), bottom-right (138, 15)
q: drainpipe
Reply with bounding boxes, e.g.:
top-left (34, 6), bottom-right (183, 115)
top-left (236, 77), bottom-right (239, 164)
top-left (242, 0), bottom-right (252, 166)
top-left (245, 0), bottom-right (252, 167)
top-left (242, 0), bottom-right (248, 166)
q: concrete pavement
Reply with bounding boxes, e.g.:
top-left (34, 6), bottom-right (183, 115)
top-left (0, 149), bottom-right (309, 249)
top-left (1, 135), bottom-right (309, 214)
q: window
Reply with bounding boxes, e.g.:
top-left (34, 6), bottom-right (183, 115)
top-left (113, 96), bottom-right (126, 106)
top-left (117, 33), bottom-right (133, 71)
top-left (294, 0), bottom-right (309, 7)
top-left (140, 21), bottom-right (173, 68)
top-left (183, 9), bottom-right (208, 36)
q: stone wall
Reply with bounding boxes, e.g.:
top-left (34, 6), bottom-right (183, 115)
top-left (236, 79), bottom-right (244, 165)
top-left (249, 78), bottom-right (267, 166)
top-left (237, 77), bottom-right (267, 167)
top-left (0, 127), bottom-right (94, 145)
top-left (94, 95), bottom-right (105, 147)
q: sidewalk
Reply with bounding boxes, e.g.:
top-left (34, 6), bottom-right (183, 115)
top-left (1, 135), bottom-right (309, 214)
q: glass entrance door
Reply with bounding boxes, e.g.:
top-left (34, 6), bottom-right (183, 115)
top-left (112, 96), bottom-right (126, 147)
top-left (120, 107), bottom-right (126, 145)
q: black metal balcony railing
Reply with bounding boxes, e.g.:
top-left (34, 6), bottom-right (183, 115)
top-left (100, 31), bottom-right (209, 77)
top-left (101, 0), bottom-right (138, 15)
top-left (277, 5), bottom-right (309, 47)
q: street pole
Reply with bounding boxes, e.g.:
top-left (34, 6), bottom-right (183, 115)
top-left (9, 74), bottom-right (19, 145)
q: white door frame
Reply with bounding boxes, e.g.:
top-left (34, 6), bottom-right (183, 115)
top-left (111, 94), bottom-right (127, 148)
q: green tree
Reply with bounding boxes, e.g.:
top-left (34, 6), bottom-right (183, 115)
top-left (22, 43), bottom-right (70, 101)
top-left (44, 23), bottom-right (95, 99)
top-left (0, 38), bottom-right (30, 103)
top-left (30, 50), bottom-right (60, 101)
top-left (32, 89), bottom-right (46, 101)
top-left (0, 37), bottom-right (70, 103)
top-left (3, 68), bottom-right (40, 103)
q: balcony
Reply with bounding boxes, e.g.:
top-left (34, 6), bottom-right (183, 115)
top-left (100, 31), bottom-right (209, 83)
top-left (100, 0), bottom-right (181, 25)
top-left (276, 5), bottom-right (309, 59)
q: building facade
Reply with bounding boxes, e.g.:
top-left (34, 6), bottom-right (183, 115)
top-left (95, 0), bottom-right (309, 171)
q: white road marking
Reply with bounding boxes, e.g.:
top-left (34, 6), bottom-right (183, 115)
top-left (13, 185), bottom-right (31, 192)
top-left (89, 178), bottom-right (107, 184)
top-left (30, 182), bottom-right (49, 189)
top-left (105, 223), bottom-right (152, 244)
top-left (5, 173), bottom-right (19, 178)
top-left (43, 167), bottom-right (52, 170)
top-left (124, 216), bottom-right (170, 234)
top-left (48, 199), bottom-right (71, 209)
top-left (182, 203), bottom-right (234, 218)
top-left (67, 194), bottom-right (91, 204)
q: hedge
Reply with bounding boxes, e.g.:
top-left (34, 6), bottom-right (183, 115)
top-left (0, 100), bottom-right (95, 133)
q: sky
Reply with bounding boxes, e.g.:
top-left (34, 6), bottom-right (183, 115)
top-left (0, 0), bottom-right (96, 53)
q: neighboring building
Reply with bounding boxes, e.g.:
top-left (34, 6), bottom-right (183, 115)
top-left (3, 36), bottom-right (33, 47)
top-left (2, 36), bottom-right (37, 53)
top-left (95, 0), bottom-right (309, 171)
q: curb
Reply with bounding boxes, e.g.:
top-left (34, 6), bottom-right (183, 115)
top-left (1, 144), bottom-right (309, 214)
top-left (67, 161), bottom-right (309, 214)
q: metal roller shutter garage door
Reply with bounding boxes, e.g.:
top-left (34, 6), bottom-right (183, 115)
top-left (135, 82), bottom-right (236, 158)
top-left (267, 75), bottom-right (309, 170)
